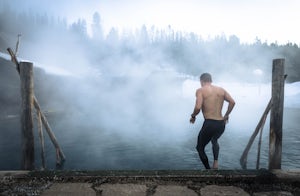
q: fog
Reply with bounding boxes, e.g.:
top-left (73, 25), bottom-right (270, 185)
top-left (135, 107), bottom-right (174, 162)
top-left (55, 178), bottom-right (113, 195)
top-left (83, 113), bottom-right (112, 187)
top-left (1, 2), bottom-right (300, 170)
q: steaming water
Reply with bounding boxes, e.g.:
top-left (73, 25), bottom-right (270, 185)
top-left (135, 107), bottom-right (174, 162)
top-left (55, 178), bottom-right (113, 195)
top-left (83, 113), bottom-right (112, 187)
top-left (0, 79), bottom-right (299, 170)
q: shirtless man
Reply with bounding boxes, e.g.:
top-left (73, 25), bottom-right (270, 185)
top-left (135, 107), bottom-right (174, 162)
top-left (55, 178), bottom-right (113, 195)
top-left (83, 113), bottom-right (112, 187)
top-left (190, 73), bottom-right (235, 169)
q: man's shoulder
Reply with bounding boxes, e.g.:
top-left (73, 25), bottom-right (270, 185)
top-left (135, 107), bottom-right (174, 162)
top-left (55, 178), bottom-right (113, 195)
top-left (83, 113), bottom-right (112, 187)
top-left (211, 85), bottom-right (227, 96)
top-left (196, 88), bottom-right (202, 95)
top-left (212, 85), bottom-right (225, 91)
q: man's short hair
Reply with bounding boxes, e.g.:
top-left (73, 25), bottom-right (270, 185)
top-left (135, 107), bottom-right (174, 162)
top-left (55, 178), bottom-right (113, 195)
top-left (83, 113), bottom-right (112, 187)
top-left (200, 73), bottom-right (212, 82)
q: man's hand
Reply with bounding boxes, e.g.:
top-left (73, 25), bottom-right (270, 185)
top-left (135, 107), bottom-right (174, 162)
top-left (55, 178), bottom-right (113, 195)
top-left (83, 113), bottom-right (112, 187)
top-left (223, 115), bottom-right (229, 124)
top-left (190, 116), bottom-right (196, 124)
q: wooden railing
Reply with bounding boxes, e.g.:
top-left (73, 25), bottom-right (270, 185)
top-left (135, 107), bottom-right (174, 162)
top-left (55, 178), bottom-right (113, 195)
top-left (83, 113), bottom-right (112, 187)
top-left (4, 47), bottom-right (65, 170)
top-left (240, 59), bottom-right (286, 170)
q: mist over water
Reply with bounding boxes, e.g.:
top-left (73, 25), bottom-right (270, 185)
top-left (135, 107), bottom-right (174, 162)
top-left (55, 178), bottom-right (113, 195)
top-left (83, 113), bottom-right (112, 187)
top-left (1, 2), bottom-right (300, 170)
top-left (1, 67), bottom-right (299, 170)
top-left (35, 79), bottom-right (300, 170)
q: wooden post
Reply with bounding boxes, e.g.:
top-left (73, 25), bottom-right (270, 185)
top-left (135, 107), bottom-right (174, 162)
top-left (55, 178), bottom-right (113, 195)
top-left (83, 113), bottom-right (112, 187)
top-left (20, 61), bottom-right (35, 170)
top-left (269, 59), bottom-right (285, 170)
top-left (7, 47), bottom-right (66, 165)
top-left (37, 110), bottom-right (46, 169)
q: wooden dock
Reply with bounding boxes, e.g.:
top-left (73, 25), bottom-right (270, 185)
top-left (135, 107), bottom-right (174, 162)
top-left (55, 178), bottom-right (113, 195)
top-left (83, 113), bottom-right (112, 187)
top-left (1, 170), bottom-right (299, 195)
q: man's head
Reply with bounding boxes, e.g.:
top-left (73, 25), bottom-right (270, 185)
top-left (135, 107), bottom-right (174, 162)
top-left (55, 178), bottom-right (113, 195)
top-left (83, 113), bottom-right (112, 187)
top-left (200, 73), bottom-right (212, 85)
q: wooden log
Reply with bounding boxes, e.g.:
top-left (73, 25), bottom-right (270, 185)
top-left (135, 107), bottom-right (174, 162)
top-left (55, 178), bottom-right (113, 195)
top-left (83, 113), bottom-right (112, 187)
top-left (256, 112), bottom-right (267, 169)
top-left (33, 97), bottom-right (66, 163)
top-left (37, 110), bottom-right (46, 169)
top-left (240, 99), bottom-right (271, 169)
top-left (7, 47), bottom-right (20, 72)
top-left (269, 59), bottom-right (285, 170)
top-left (20, 61), bottom-right (35, 170)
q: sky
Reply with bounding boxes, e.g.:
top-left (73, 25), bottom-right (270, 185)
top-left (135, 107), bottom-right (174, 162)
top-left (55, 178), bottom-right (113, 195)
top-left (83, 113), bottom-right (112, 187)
top-left (3, 0), bottom-right (300, 44)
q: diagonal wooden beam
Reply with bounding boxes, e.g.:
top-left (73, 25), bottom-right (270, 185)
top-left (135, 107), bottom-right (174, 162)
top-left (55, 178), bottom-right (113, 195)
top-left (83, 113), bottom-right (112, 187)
top-left (240, 100), bottom-right (272, 169)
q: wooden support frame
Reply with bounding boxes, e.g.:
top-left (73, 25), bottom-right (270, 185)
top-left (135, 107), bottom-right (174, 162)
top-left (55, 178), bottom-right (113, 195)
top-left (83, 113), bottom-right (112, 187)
top-left (7, 47), bottom-right (65, 169)
top-left (240, 59), bottom-right (286, 170)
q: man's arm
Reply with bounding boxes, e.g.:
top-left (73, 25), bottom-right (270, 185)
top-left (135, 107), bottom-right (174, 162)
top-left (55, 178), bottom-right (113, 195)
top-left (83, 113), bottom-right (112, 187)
top-left (190, 89), bottom-right (203, 124)
top-left (223, 90), bottom-right (235, 122)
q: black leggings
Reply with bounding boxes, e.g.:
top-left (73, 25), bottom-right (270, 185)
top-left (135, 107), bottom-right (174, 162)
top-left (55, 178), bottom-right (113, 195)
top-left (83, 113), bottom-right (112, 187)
top-left (196, 119), bottom-right (225, 169)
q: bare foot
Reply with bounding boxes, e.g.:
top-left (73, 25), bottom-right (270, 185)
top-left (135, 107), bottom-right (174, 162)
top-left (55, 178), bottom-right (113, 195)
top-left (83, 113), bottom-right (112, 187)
top-left (212, 160), bottom-right (218, 169)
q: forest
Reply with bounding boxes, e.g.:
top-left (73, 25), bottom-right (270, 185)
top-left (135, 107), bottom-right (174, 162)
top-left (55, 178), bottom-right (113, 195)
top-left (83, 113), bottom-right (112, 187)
top-left (1, 5), bottom-right (300, 83)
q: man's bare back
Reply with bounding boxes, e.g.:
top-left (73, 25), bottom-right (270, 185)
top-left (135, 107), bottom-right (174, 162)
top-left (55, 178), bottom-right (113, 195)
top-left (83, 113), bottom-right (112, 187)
top-left (197, 84), bottom-right (226, 120)
top-left (190, 74), bottom-right (235, 124)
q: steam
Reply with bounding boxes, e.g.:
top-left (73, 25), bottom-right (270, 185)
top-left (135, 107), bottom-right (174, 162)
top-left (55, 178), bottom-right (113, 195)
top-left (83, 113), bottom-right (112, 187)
top-left (1, 1), bottom-right (300, 170)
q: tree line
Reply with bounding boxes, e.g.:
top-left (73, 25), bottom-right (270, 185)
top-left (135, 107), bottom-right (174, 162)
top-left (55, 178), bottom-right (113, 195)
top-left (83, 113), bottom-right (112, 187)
top-left (1, 6), bottom-right (300, 82)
